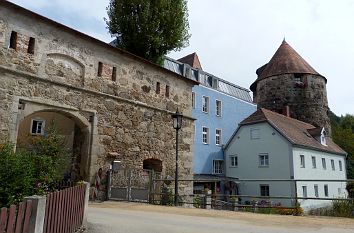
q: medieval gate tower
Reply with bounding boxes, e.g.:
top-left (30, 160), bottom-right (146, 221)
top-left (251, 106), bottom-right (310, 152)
top-left (250, 40), bottom-right (331, 135)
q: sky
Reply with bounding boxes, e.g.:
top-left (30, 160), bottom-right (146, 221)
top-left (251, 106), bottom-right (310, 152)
top-left (8, 0), bottom-right (354, 116)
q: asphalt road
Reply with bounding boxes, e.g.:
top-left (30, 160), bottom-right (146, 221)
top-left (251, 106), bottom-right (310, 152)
top-left (87, 202), bottom-right (354, 233)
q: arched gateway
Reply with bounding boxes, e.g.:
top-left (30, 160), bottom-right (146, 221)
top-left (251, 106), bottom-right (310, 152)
top-left (13, 100), bottom-right (95, 181)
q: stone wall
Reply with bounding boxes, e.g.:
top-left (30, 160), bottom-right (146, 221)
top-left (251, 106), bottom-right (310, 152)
top-left (253, 73), bottom-right (331, 134)
top-left (0, 3), bottom-right (195, 195)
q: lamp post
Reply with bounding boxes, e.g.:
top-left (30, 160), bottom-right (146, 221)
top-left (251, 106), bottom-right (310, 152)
top-left (172, 109), bottom-right (183, 206)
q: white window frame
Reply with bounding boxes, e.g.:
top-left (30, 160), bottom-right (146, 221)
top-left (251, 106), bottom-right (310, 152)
top-left (192, 92), bottom-right (195, 109)
top-left (250, 128), bottom-right (260, 140)
top-left (314, 185), bottom-right (319, 198)
top-left (322, 158), bottom-right (327, 170)
top-left (324, 184), bottom-right (329, 197)
top-left (320, 134), bottom-right (327, 146)
top-left (213, 160), bottom-right (223, 174)
top-left (30, 118), bottom-right (45, 135)
top-left (312, 156), bottom-right (316, 169)
top-left (331, 159), bottom-right (335, 171)
top-left (215, 99), bottom-right (222, 117)
top-left (202, 96), bottom-right (209, 113)
top-left (260, 184), bottom-right (270, 197)
top-left (230, 155), bottom-right (238, 167)
top-left (339, 160), bottom-right (343, 171)
top-left (215, 128), bottom-right (222, 146)
top-left (202, 127), bottom-right (209, 144)
top-left (302, 186), bottom-right (307, 198)
top-left (259, 153), bottom-right (269, 167)
top-left (300, 155), bottom-right (305, 168)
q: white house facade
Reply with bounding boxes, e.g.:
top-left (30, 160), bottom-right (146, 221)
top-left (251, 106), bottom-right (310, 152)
top-left (224, 108), bottom-right (347, 211)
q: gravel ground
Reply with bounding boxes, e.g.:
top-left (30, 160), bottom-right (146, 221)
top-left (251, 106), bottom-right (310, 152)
top-left (87, 201), bottom-right (354, 233)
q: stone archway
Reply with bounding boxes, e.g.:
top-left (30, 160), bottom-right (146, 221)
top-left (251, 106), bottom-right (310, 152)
top-left (143, 158), bottom-right (162, 172)
top-left (15, 104), bottom-right (93, 181)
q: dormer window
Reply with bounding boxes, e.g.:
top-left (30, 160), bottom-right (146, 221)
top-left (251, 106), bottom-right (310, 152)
top-left (320, 129), bottom-right (327, 146)
top-left (307, 127), bottom-right (327, 146)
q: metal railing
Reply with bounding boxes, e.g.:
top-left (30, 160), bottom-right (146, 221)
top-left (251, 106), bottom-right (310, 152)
top-left (150, 178), bottom-right (354, 214)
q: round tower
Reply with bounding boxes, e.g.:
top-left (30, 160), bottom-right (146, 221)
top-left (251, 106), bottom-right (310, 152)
top-left (250, 40), bottom-right (331, 135)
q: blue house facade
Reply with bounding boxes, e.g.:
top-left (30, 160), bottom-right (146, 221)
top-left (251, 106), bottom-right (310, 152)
top-left (164, 54), bottom-right (256, 193)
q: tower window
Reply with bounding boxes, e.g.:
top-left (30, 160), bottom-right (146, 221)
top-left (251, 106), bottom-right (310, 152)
top-left (97, 62), bottom-right (103, 77)
top-left (165, 85), bottom-right (170, 97)
top-left (294, 74), bottom-right (303, 83)
top-left (9, 31), bottom-right (17, 50)
top-left (28, 37), bottom-right (35, 54)
top-left (112, 67), bottom-right (117, 81)
top-left (156, 82), bottom-right (161, 94)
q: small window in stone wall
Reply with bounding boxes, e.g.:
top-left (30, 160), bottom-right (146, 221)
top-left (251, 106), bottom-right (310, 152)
top-left (294, 74), bottom-right (307, 88)
top-left (112, 67), bottom-right (117, 81)
top-left (9, 31), bottom-right (17, 50)
top-left (294, 74), bottom-right (303, 83)
top-left (31, 119), bottom-right (45, 135)
top-left (97, 62), bottom-right (103, 77)
top-left (156, 82), bottom-right (160, 94)
top-left (27, 37), bottom-right (35, 54)
top-left (165, 85), bottom-right (170, 97)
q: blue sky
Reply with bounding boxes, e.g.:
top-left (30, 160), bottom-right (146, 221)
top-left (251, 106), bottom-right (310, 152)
top-left (8, 0), bottom-right (354, 116)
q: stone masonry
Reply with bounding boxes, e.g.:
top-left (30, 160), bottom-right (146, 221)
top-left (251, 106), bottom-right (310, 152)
top-left (253, 73), bottom-right (331, 134)
top-left (0, 2), bottom-right (197, 195)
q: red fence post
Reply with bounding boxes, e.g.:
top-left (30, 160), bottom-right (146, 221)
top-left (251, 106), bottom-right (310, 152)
top-left (7, 205), bottom-right (17, 233)
top-left (22, 200), bottom-right (32, 233)
top-left (22, 183), bottom-right (89, 233)
top-left (14, 202), bottom-right (25, 233)
top-left (0, 207), bottom-right (8, 232)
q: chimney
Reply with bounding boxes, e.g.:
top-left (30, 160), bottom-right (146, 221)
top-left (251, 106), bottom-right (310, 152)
top-left (282, 105), bottom-right (290, 117)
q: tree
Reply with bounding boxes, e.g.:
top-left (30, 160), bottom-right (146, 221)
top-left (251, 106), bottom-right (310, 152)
top-left (330, 111), bottom-right (354, 179)
top-left (106, 0), bottom-right (191, 64)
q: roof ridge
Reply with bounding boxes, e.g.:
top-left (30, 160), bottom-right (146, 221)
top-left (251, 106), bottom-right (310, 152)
top-left (260, 108), bottom-right (315, 127)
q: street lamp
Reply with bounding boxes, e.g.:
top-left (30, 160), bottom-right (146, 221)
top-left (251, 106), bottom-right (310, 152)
top-left (172, 108), bottom-right (183, 206)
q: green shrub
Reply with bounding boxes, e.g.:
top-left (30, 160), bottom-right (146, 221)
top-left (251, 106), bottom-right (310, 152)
top-left (0, 144), bottom-right (36, 207)
top-left (161, 186), bottom-right (174, 206)
top-left (193, 195), bottom-right (202, 208)
top-left (332, 200), bottom-right (354, 217)
top-left (347, 182), bottom-right (354, 198)
top-left (308, 200), bottom-right (354, 218)
top-left (0, 127), bottom-right (71, 207)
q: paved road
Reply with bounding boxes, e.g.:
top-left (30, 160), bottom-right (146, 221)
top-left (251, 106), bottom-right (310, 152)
top-left (87, 202), bottom-right (354, 233)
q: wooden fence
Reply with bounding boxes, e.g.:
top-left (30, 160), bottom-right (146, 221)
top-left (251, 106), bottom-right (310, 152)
top-left (43, 184), bottom-right (87, 233)
top-left (0, 200), bottom-right (33, 233)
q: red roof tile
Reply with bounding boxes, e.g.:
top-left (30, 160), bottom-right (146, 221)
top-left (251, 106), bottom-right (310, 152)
top-left (178, 52), bottom-right (203, 70)
top-left (251, 40), bottom-right (326, 91)
top-left (240, 108), bottom-right (346, 155)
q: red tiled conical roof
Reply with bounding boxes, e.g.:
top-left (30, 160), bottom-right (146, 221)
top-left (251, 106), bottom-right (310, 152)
top-left (250, 40), bottom-right (325, 91)
top-left (178, 52), bottom-right (203, 70)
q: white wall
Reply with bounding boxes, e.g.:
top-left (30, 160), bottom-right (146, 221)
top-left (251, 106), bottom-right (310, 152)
top-left (292, 147), bottom-right (347, 210)
top-left (225, 122), bottom-right (294, 206)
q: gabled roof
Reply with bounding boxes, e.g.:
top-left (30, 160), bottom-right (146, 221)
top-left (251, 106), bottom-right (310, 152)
top-left (227, 108), bottom-right (346, 155)
top-left (250, 40), bottom-right (326, 91)
top-left (178, 52), bottom-right (203, 70)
